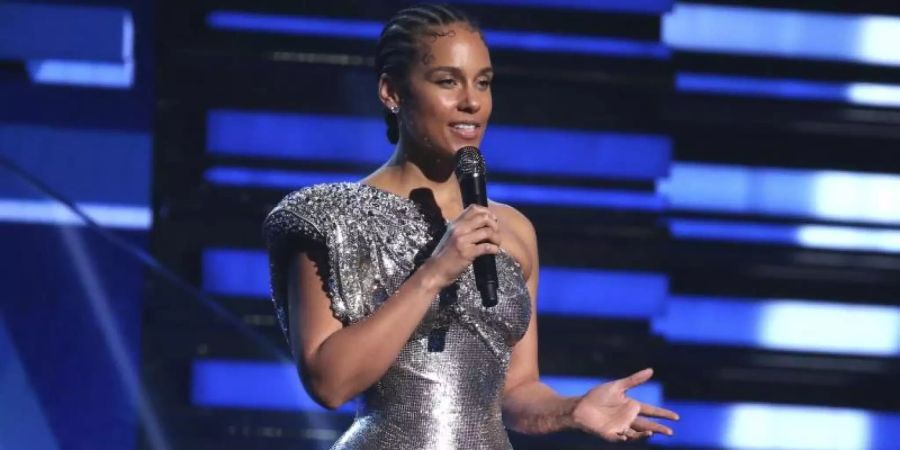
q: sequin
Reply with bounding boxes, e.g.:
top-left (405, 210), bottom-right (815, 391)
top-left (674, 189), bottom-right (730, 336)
top-left (264, 182), bottom-right (532, 450)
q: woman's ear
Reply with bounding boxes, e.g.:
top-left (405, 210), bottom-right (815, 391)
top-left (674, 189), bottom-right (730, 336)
top-left (378, 73), bottom-right (402, 111)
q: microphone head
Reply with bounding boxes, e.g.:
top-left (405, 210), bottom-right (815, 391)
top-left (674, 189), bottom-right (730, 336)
top-left (454, 146), bottom-right (485, 178)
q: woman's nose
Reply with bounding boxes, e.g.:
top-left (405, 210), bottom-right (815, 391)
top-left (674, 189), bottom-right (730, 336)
top-left (458, 84), bottom-right (481, 113)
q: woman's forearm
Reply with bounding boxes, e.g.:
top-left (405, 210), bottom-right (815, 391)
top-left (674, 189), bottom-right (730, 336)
top-left (502, 381), bottom-right (580, 435)
top-left (303, 260), bottom-right (443, 409)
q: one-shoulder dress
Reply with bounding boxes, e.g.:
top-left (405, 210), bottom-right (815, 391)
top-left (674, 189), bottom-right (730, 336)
top-left (263, 182), bottom-right (532, 450)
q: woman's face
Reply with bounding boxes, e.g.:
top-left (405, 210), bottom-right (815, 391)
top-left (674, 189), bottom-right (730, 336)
top-left (396, 24), bottom-right (493, 159)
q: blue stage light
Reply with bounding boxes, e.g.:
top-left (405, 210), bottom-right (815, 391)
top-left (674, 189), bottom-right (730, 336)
top-left (208, 11), bottom-right (669, 59)
top-left (662, 163), bottom-right (900, 225)
top-left (657, 400), bottom-right (900, 450)
top-left (203, 249), bottom-right (269, 298)
top-left (202, 248), bottom-right (670, 317)
top-left (670, 218), bottom-right (900, 254)
top-left (537, 268), bottom-right (668, 318)
top-left (542, 376), bottom-right (663, 406)
top-left (796, 224), bottom-right (900, 253)
top-left (207, 110), bottom-right (670, 181)
top-left (652, 296), bottom-right (900, 357)
top-left (204, 167), bottom-right (358, 191)
top-left (663, 4), bottom-right (900, 67)
top-left (0, 4), bottom-right (135, 88)
top-left (0, 124), bottom-right (151, 205)
top-left (191, 359), bottom-right (356, 413)
top-left (0, 199), bottom-right (150, 230)
top-left (847, 83), bottom-right (900, 108)
top-left (677, 73), bottom-right (847, 102)
top-left (191, 359), bottom-right (900, 449)
top-left (487, 183), bottom-right (665, 210)
top-left (484, 29), bottom-right (669, 59)
top-left (677, 72), bottom-right (900, 108)
top-left (206, 167), bottom-right (666, 211)
top-left (0, 319), bottom-right (62, 450)
top-left (27, 60), bottom-right (134, 89)
top-left (668, 218), bottom-right (799, 246)
top-left (723, 403), bottom-right (871, 450)
top-left (0, 4), bottom-right (130, 61)
top-left (448, 0), bottom-right (672, 14)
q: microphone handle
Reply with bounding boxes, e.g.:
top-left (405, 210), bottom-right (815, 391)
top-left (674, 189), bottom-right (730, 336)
top-left (459, 172), bottom-right (498, 307)
top-left (474, 255), bottom-right (499, 307)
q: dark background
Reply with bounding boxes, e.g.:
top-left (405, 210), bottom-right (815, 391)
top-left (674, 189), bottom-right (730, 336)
top-left (2, 1), bottom-right (900, 449)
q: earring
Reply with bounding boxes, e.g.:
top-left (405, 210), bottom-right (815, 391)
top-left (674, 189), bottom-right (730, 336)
top-left (389, 105), bottom-right (400, 114)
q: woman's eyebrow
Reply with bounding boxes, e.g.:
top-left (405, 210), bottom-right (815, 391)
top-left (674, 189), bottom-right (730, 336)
top-left (425, 66), bottom-right (494, 76)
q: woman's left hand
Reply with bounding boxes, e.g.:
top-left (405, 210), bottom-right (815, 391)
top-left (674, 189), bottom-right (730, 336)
top-left (571, 368), bottom-right (679, 443)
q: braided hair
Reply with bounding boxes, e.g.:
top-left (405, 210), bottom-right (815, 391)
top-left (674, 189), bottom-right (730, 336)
top-left (375, 4), bottom-right (482, 144)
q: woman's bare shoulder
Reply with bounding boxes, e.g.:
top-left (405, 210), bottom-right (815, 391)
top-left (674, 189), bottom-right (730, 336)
top-left (488, 201), bottom-right (538, 278)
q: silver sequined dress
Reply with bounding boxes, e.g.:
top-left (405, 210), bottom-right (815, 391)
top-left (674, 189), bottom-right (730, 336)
top-left (263, 182), bottom-right (532, 450)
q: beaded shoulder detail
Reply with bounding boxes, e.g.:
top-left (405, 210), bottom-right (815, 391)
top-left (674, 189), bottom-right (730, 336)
top-left (263, 182), bottom-right (437, 335)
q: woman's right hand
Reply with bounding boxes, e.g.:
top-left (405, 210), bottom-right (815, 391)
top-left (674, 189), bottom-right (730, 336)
top-left (423, 204), bottom-right (501, 289)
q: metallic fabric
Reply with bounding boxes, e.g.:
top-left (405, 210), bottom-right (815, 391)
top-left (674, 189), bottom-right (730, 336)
top-left (264, 182), bottom-right (532, 449)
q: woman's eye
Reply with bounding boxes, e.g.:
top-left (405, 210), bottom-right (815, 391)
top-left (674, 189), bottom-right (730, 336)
top-left (438, 79), bottom-right (456, 87)
top-left (478, 79), bottom-right (492, 88)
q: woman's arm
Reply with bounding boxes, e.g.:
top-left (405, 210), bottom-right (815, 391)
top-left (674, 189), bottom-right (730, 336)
top-left (498, 206), bottom-right (573, 433)
top-left (289, 205), bottom-right (500, 410)
top-left (499, 207), bottom-right (678, 442)
top-left (289, 250), bottom-right (440, 409)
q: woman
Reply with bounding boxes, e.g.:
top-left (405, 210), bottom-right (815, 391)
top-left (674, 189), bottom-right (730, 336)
top-left (264, 4), bottom-right (679, 449)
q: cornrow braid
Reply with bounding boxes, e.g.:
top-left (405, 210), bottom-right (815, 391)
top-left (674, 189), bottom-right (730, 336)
top-left (375, 4), bottom-right (481, 144)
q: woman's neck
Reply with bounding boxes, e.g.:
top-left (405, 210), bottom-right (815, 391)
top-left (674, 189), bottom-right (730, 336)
top-left (362, 141), bottom-right (463, 215)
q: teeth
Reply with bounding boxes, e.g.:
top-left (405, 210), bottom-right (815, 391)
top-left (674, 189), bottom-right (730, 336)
top-left (453, 124), bottom-right (476, 130)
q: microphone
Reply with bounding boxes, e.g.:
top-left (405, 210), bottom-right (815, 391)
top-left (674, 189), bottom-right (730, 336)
top-left (454, 146), bottom-right (498, 308)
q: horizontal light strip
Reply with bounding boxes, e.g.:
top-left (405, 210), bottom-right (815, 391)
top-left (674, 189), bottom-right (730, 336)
top-left (652, 296), bottom-right (900, 356)
top-left (659, 400), bottom-right (900, 450)
top-left (205, 167), bottom-right (666, 211)
top-left (538, 268), bottom-right (668, 318)
top-left (669, 218), bottom-right (798, 245)
top-left (207, 110), bottom-right (671, 181)
top-left (191, 359), bottom-right (900, 449)
top-left (0, 3), bottom-right (130, 61)
top-left (191, 359), bottom-right (666, 414)
top-left (26, 60), bottom-right (134, 89)
top-left (723, 403), bottom-right (870, 450)
top-left (22, 9), bottom-right (133, 88)
top-left (670, 218), bottom-right (900, 253)
top-left (677, 72), bottom-right (900, 108)
top-left (543, 375), bottom-right (663, 406)
top-left (0, 124), bottom-right (151, 205)
top-left (488, 183), bottom-right (665, 210)
top-left (449, 0), bottom-right (673, 14)
top-left (678, 72), bottom-right (845, 102)
top-left (203, 249), bottom-right (269, 298)
top-left (208, 11), bottom-right (670, 59)
top-left (205, 167), bottom-right (354, 190)
top-left (663, 4), bottom-right (900, 67)
top-left (797, 224), bottom-right (900, 253)
top-left (191, 359), bottom-right (355, 413)
top-left (203, 249), bottom-right (669, 318)
top-left (207, 245), bottom-right (900, 355)
top-left (0, 199), bottom-right (151, 230)
top-left (661, 163), bottom-right (900, 226)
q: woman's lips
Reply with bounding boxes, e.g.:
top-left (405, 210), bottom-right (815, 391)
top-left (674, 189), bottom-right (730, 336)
top-left (449, 124), bottom-right (479, 140)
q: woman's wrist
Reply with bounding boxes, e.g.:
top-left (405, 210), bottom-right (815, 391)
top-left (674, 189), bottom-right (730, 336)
top-left (414, 259), bottom-right (448, 297)
top-left (565, 395), bottom-right (587, 431)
